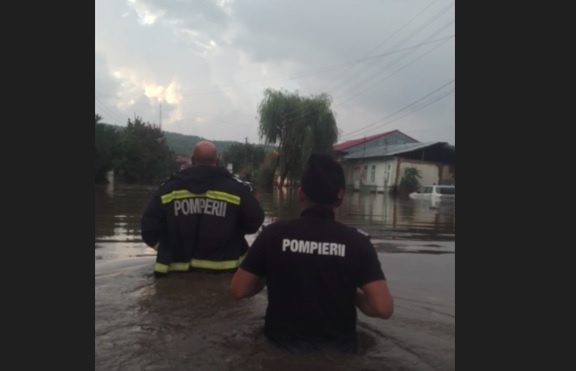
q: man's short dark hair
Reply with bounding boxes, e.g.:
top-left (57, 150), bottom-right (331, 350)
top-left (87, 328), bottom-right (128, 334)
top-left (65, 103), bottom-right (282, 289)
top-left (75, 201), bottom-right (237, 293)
top-left (300, 153), bottom-right (346, 205)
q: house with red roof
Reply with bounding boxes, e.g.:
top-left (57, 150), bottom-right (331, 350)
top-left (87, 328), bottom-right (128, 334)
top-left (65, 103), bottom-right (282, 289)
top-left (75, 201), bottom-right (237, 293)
top-left (333, 130), bottom-right (419, 156)
top-left (333, 130), bottom-right (454, 193)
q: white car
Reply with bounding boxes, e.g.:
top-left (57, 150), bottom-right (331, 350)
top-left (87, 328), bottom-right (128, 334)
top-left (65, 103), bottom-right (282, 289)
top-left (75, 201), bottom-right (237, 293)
top-left (409, 185), bottom-right (455, 200)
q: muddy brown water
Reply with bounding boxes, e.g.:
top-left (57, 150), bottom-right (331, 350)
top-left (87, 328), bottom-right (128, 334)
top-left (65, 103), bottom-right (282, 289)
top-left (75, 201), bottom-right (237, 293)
top-left (95, 184), bottom-right (455, 370)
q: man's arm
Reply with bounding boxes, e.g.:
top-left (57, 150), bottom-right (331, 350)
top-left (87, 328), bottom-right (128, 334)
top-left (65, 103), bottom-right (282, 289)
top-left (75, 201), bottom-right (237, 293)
top-left (355, 279), bottom-right (394, 319)
top-left (239, 190), bottom-right (265, 234)
top-left (230, 267), bottom-right (266, 299)
top-left (141, 191), bottom-right (165, 249)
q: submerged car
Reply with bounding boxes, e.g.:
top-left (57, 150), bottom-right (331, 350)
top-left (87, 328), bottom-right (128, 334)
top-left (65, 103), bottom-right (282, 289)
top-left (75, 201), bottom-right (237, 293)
top-left (409, 185), bottom-right (455, 200)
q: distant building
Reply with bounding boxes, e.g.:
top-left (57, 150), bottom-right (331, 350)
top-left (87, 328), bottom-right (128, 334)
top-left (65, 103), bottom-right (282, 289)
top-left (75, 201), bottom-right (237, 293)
top-left (334, 130), bottom-right (454, 192)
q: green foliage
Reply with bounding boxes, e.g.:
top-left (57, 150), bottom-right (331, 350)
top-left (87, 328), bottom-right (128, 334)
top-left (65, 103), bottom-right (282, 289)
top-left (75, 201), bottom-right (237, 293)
top-left (95, 113), bottom-right (276, 185)
top-left (113, 117), bottom-right (179, 184)
top-left (102, 123), bottom-right (273, 159)
top-left (257, 89), bottom-right (339, 187)
top-left (399, 167), bottom-right (422, 193)
top-left (222, 143), bottom-right (269, 182)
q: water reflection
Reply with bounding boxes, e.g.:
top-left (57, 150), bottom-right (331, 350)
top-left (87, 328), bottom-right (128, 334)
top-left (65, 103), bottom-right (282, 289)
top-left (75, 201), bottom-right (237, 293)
top-left (258, 187), bottom-right (301, 223)
top-left (105, 182), bottom-right (114, 198)
top-left (342, 191), bottom-right (454, 241)
top-left (255, 189), bottom-right (455, 241)
top-left (95, 184), bottom-right (157, 241)
top-left (95, 184), bottom-right (454, 248)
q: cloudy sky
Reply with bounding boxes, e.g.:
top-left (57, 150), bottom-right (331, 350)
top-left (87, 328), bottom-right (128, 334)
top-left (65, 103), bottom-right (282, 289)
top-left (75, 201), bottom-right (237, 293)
top-left (95, 0), bottom-right (455, 146)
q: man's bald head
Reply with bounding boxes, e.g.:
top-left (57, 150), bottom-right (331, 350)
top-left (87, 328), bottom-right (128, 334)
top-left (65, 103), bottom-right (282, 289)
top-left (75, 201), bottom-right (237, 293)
top-left (191, 141), bottom-right (219, 166)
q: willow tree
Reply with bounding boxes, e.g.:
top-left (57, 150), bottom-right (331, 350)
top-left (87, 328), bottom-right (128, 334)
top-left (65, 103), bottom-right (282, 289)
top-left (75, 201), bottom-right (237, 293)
top-left (257, 89), bottom-right (339, 188)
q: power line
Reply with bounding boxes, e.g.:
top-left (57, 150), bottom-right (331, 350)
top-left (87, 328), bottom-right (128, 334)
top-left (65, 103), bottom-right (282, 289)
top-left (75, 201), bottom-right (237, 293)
top-left (339, 80), bottom-right (454, 139)
top-left (175, 35), bottom-right (454, 98)
top-left (402, 124), bottom-right (455, 135)
top-left (94, 32), bottom-right (454, 134)
top-left (337, 90), bottom-right (454, 142)
top-left (95, 98), bottom-right (126, 125)
top-left (256, 78), bottom-right (454, 146)
top-left (318, 0), bottom-right (450, 93)
top-left (336, 32), bottom-right (453, 105)
top-left (274, 33), bottom-right (453, 126)
top-left (255, 7), bottom-right (454, 124)
top-left (114, 2), bottom-right (453, 100)
top-left (340, 85), bottom-right (454, 139)
top-left (324, 1), bottom-right (454, 96)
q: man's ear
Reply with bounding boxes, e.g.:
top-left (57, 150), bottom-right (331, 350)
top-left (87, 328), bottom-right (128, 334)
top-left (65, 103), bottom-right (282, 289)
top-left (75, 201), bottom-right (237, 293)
top-left (334, 189), bottom-right (345, 207)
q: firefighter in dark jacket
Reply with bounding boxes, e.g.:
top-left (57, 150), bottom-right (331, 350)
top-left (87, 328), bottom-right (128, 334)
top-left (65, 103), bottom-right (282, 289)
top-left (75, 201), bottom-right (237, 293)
top-left (141, 140), bottom-right (265, 276)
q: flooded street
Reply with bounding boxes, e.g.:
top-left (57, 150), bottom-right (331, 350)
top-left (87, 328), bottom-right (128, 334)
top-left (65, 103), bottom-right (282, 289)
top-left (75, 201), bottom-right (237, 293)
top-left (95, 184), bottom-right (455, 370)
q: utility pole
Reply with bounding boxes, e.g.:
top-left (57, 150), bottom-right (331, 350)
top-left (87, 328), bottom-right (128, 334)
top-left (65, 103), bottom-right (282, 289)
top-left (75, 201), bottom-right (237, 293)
top-left (244, 137), bottom-right (248, 171)
top-left (250, 152), bottom-right (254, 181)
top-left (159, 103), bottom-right (162, 128)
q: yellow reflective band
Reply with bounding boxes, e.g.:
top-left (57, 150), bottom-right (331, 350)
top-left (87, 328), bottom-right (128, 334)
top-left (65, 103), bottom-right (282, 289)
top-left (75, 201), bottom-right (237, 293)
top-left (155, 262), bottom-right (191, 273)
top-left (190, 258), bottom-right (240, 270)
top-left (154, 263), bottom-right (169, 273)
top-left (206, 190), bottom-right (240, 205)
top-left (161, 189), bottom-right (240, 205)
top-left (156, 257), bottom-right (244, 273)
top-left (161, 190), bottom-right (197, 204)
top-left (153, 242), bottom-right (159, 251)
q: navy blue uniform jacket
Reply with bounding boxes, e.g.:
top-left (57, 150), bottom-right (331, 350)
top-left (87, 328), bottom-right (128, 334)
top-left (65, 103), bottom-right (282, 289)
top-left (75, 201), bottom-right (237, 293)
top-left (141, 166), bottom-right (265, 274)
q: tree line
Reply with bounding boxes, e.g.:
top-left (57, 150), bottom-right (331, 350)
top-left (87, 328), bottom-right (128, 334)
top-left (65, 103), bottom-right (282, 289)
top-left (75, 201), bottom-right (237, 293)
top-left (95, 88), bottom-right (341, 189)
top-left (95, 114), bottom-right (179, 184)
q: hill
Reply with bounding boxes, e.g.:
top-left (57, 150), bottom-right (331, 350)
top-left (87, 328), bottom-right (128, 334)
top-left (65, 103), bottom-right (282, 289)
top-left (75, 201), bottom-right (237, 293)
top-left (162, 130), bottom-right (242, 157)
top-left (101, 124), bottom-right (273, 157)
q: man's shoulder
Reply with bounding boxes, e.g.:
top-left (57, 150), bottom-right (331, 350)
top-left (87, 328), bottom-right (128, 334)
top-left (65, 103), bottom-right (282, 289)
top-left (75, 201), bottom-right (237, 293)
top-left (227, 174), bottom-right (256, 194)
top-left (331, 221), bottom-right (371, 241)
top-left (156, 173), bottom-right (179, 190)
top-left (346, 225), bottom-right (371, 239)
top-left (259, 218), bottom-right (298, 234)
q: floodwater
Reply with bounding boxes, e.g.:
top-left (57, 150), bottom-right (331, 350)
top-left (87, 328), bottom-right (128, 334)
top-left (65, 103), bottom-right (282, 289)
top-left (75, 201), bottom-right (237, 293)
top-left (95, 183), bottom-right (455, 371)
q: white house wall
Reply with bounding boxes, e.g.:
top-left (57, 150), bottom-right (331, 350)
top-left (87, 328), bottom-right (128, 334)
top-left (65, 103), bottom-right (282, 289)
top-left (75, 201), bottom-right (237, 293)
top-left (343, 158), bottom-right (398, 192)
top-left (375, 158), bottom-right (399, 192)
top-left (343, 163), bottom-right (357, 190)
top-left (343, 157), bottom-right (444, 192)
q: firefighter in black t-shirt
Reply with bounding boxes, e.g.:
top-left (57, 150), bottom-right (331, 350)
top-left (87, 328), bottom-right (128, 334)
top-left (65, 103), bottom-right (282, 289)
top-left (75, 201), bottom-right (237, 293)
top-left (230, 152), bottom-right (394, 353)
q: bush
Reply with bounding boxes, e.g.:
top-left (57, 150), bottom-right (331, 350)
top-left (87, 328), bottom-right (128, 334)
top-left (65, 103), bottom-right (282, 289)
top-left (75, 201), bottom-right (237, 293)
top-left (399, 167), bottom-right (422, 194)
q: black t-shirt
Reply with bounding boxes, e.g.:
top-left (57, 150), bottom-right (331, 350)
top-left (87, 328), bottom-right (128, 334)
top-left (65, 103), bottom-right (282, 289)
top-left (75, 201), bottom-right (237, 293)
top-left (240, 205), bottom-right (386, 352)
